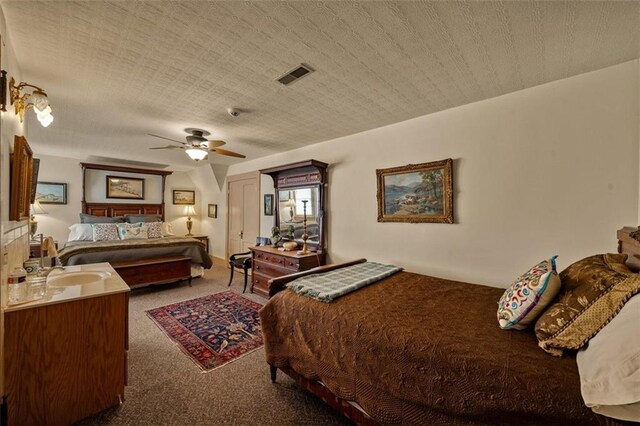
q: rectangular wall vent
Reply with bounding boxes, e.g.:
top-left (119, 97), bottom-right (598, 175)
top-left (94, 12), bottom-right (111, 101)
top-left (276, 64), bottom-right (314, 85)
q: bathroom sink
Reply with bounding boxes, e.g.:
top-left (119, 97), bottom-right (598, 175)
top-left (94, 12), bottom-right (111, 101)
top-left (47, 271), bottom-right (111, 286)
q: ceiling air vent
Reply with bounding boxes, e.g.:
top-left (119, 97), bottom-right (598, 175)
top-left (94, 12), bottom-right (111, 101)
top-left (276, 64), bottom-right (314, 85)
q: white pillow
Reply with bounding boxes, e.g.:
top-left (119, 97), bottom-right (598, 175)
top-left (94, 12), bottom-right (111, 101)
top-left (119, 225), bottom-right (149, 240)
top-left (161, 222), bottom-right (175, 237)
top-left (576, 293), bottom-right (640, 421)
top-left (67, 224), bottom-right (93, 241)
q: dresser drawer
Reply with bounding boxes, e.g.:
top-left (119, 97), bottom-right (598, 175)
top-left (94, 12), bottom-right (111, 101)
top-left (251, 272), bottom-right (271, 298)
top-left (254, 251), bottom-right (288, 267)
top-left (253, 259), bottom-right (296, 277)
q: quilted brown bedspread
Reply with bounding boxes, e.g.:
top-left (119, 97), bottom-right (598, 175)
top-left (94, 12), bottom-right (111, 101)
top-left (260, 271), bottom-right (620, 425)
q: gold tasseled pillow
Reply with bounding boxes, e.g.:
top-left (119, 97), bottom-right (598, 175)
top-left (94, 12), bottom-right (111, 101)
top-left (534, 253), bottom-right (639, 356)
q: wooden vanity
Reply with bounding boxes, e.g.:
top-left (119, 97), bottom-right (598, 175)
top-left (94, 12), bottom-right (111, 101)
top-left (4, 263), bottom-right (129, 425)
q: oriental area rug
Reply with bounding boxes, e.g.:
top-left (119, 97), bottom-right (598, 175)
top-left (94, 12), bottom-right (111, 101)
top-left (146, 291), bottom-right (264, 372)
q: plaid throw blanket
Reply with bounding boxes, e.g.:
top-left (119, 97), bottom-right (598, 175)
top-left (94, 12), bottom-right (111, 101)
top-left (287, 261), bottom-right (403, 303)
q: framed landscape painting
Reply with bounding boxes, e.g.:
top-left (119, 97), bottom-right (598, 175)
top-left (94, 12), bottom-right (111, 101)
top-left (106, 175), bottom-right (144, 199)
top-left (376, 158), bottom-right (453, 223)
top-left (173, 190), bottom-right (195, 205)
top-left (36, 181), bottom-right (67, 205)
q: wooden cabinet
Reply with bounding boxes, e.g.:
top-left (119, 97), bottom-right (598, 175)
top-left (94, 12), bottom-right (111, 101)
top-left (250, 246), bottom-right (325, 298)
top-left (4, 292), bottom-right (129, 425)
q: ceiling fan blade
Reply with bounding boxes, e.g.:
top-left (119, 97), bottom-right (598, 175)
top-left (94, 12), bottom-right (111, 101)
top-left (149, 145), bottom-right (183, 150)
top-left (205, 140), bottom-right (226, 148)
top-left (147, 133), bottom-right (185, 145)
top-left (210, 148), bottom-right (246, 158)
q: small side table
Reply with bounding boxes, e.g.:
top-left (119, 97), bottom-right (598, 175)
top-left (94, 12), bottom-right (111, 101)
top-left (30, 241), bottom-right (58, 258)
top-left (192, 236), bottom-right (209, 253)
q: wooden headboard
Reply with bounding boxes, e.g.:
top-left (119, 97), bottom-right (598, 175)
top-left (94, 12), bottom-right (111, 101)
top-left (83, 202), bottom-right (165, 219)
top-left (80, 162), bottom-right (172, 221)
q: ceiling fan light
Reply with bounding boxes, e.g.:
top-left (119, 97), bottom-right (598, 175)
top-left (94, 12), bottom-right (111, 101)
top-left (185, 148), bottom-right (207, 161)
top-left (38, 113), bottom-right (54, 127)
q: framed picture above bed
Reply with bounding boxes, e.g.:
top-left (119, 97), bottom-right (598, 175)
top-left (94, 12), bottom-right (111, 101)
top-left (35, 181), bottom-right (67, 205)
top-left (173, 190), bottom-right (195, 205)
top-left (106, 175), bottom-right (144, 199)
top-left (376, 158), bottom-right (453, 223)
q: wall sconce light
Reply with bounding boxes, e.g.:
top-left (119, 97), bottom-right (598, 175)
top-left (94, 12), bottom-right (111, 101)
top-left (9, 77), bottom-right (54, 127)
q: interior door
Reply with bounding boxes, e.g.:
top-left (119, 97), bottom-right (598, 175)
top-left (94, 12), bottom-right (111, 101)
top-left (227, 172), bottom-right (259, 258)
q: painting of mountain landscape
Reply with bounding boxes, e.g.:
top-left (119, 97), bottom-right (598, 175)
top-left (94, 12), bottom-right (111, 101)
top-left (377, 159), bottom-right (453, 223)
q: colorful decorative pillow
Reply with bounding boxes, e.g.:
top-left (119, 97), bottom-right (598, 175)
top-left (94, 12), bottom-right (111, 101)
top-left (119, 225), bottom-right (148, 240)
top-left (124, 214), bottom-right (162, 223)
top-left (535, 254), bottom-right (640, 356)
top-left (146, 222), bottom-right (163, 239)
top-left (116, 222), bottom-right (141, 239)
top-left (67, 224), bottom-right (93, 241)
top-left (92, 223), bottom-right (119, 241)
top-left (80, 213), bottom-right (124, 224)
top-left (497, 256), bottom-right (561, 330)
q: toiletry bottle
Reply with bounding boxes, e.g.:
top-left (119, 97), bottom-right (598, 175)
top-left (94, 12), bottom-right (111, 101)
top-left (8, 266), bottom-right (27, 304)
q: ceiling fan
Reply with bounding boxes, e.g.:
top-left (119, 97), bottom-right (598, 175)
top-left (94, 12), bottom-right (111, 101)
top-left (148, 128), bottom-right (246, 161)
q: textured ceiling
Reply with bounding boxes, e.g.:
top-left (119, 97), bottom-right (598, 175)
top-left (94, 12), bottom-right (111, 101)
top-left (2, 1), bottom-right (639, 170)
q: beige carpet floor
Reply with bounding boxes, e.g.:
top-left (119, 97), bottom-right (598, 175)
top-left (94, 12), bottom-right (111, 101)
top-left (78, 267), bottom-right (350, 426)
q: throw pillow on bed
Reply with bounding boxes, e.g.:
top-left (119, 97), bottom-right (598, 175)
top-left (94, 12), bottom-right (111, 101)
top-left (146, 222), bottom-right (163, 239)
top-left (535, 253), bottom-right (640, 356)
top-left (119, 225), bottom-right (149, 240)
top-left (497, 256), bottom-right (561, 330)
top-left (92, 223), bottom-right (119, 241)
top-left (116, 222), bottom-right (141, 239)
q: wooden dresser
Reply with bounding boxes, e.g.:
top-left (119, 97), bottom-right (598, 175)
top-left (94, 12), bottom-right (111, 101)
top-left (250, 246), bottom-right (325, 298)
top-left (617, 226), bottom-right (640, 271)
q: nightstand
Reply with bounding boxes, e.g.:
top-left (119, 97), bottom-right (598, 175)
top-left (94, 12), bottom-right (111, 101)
top-left (192, 235), bottom-right (209, 253)
top-left (30, 241), bottom-right (58, 258)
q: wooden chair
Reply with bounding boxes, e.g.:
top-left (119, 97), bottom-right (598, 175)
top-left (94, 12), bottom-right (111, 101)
top-left (228, 251), bottom-right (252, 293)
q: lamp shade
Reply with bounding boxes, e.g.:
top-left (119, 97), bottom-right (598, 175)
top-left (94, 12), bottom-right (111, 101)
top-left (185, 148), bottom-right (207, 161)
top-left (30, 200), bottom-right (48, 215)
top-left (38, 113), bottom-right (54, 127)
top-left (31, 90), bottom-right (49, 112)
top-left (185, 205), bottom-right (197, 217)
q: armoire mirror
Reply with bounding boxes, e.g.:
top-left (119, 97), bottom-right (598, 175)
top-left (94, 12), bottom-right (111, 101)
top-left (260, 160), bottom-right (328, 253)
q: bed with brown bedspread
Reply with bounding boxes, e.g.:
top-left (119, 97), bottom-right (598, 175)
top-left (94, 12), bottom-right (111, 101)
top-left (260, 270), bottom-right (620, 425)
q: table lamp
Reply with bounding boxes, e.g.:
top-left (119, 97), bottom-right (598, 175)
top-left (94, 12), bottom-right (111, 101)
top-left (185, 205), bottom-right (197, 236)
top-left (30, 200), bottom-right (48, 241)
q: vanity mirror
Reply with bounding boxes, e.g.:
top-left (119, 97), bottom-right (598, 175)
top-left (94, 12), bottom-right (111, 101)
top-left (260, 160), bottom-right (328, 253)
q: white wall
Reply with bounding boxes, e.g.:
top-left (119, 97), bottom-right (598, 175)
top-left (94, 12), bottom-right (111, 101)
top-left (35, 154), bottom-right (201, 244)
top-left (220, 60), bottom-right (639, 287)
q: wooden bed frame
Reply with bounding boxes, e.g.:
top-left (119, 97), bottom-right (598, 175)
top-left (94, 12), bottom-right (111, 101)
top-left (266, 259), bottom-right (379, 425)
top-left (76, 162), bottom-right (197, 288)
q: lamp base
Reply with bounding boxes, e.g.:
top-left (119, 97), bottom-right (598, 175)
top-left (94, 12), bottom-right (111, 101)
top-left (186, 216), bottom-right (193, 237)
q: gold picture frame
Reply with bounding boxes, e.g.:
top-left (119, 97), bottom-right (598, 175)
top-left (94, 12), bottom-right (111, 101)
top-left (376, 158), bottom-right (453, 223)
top-left (10, 135), bottom-right (33, 221)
